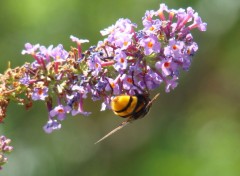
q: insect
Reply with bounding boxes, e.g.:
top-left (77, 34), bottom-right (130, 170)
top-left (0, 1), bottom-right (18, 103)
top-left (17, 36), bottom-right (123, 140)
top-left (95, 92), bottom-right (160, 144)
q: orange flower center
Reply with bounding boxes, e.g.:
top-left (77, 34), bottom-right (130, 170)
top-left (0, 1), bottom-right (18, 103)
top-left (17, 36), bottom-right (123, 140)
top-left (164, 62), bottom-right (170, 68)
top-left (147, 41), bottom-right (153, 48)
top-left (110, 82), bottom-right (115, 88)
top-left (13, 82), bottom-right (19, 87)
top-left (123, 41), bottom-right (128, 46)
top-left (58, 109), bottom-right (64, 113)
top-left (172, 45), bottom-right (178, 50)
top-left (120, 58), bottom-right (125, 63)
top-left (149, 26), bottom-right (155, 31)
top-left (38, 89), bottom-right (43, 95)
top-left (127, 78), bottom-right (133, 84)
top-left (56, 55), bottom-right (60, 60)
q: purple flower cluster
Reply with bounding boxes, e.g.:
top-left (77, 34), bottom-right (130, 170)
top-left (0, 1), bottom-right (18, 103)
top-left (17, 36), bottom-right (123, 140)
top-left (0, 136), bottom-right (13, 170)
top-left (19, 3), bottom-right (206, 133)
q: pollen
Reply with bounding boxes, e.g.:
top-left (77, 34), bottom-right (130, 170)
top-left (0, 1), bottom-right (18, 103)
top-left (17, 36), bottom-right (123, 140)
top-left (13, 82), bottom-right (19, 87)
top-left (149, 26), bottom-right (155, 31)
top-left (147, 41), bottom-right (153, 48)
top-left (120, 58), bottom-right (125, 63)
top-left (37, 89), bottom-right (43, 95)
top-left (164, 62), bottom-right (170, 68)
top-left (127, 78), bottom-right (133, 84)
top-left (110, 82), bottom-right (115, 88)
top-left (56, 55), bottom-right (60, 60)
top-left (172, 45), bottom-right (178, 50)
top-left (95, 63), bottom-right (99, 68)
top-left (57, 108), bottom-right (64, 113)
top-left (123, 41), bottom-right (128, 46)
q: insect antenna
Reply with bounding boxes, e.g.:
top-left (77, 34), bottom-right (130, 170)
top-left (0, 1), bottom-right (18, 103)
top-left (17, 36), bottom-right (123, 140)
top-left (94, 119), bottom-right (133, 144)
top-left (146, 93), bottom-right (160, 108)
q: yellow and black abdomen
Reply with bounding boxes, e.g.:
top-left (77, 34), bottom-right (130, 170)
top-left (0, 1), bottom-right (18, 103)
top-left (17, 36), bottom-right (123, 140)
top-left (111, 94), bottom-right (150, 119)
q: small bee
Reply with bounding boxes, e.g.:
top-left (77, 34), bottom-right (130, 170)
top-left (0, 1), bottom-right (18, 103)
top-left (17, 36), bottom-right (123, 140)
top-left (95, 92), bottom-right (160, 144)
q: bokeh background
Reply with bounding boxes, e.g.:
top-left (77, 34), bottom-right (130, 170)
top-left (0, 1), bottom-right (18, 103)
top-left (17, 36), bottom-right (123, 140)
top-left (1, 0), bottom-right (240, 175)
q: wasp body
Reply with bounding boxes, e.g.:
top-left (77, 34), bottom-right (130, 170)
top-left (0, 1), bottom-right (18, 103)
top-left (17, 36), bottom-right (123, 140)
top-left (111, 94), bottom-right (151, 120)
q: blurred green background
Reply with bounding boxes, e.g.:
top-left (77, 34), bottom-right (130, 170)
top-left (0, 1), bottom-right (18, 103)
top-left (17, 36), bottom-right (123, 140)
top-left (1, 0), bottom-right (240, 175)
